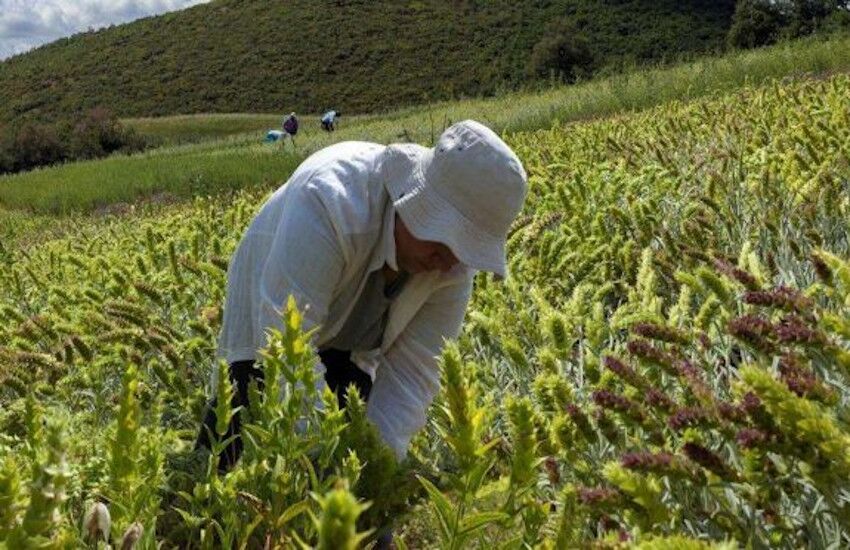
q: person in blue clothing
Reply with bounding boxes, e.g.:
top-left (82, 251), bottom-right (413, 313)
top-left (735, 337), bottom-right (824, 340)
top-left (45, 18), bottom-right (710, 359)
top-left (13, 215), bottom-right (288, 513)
top-left (320, 110), bottom-right (340, 132)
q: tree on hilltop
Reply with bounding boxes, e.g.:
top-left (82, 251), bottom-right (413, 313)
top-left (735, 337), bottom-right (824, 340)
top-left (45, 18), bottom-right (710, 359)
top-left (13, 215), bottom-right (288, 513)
top-left (728, 0), bottom-right (787, 47)
top-left (728, 0), bottom-right (850, 48)
top-left (529, 21), bottom-right (595, 83)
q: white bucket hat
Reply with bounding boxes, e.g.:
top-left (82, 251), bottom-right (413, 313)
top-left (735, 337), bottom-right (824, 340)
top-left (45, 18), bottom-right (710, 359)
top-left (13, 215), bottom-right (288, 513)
top-left (381, 120), bottom-right (527, 279)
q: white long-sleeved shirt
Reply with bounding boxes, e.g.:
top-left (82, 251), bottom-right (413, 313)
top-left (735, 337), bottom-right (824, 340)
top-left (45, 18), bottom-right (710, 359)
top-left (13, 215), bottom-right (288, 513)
top-left (217, 141), bottom-right (474, 457)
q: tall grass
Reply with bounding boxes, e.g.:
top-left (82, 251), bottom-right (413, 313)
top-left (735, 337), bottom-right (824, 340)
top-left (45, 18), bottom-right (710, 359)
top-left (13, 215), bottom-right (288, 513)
top-left (124, 113), bottom-right (287, 146)
top-left (1, 32), bottom-right (848, 214)
top-left (0, 146), bottom-right (305, 214)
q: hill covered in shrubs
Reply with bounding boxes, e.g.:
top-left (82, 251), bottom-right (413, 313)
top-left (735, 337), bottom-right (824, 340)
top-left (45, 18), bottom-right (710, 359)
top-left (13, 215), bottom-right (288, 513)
top-left (0, 0), bottom-right (739, 124)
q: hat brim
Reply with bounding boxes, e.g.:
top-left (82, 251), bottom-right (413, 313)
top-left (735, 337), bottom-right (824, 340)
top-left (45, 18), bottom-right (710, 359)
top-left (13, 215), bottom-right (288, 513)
top-left (391, 149), bottom-right (509, 279)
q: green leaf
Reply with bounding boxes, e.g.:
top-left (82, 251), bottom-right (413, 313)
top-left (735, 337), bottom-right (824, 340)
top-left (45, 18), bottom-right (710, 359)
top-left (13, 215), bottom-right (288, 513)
top-left (394, 535), bottom-right (410, 550)
top-left (417, 475), bottom-right (455, 538)
top-left (239, 515), bottom-right (265, 549)
top-left (173, 506), bottom-right (205, 528)
top-left (475, 476), bottom-right (510, 500)
top-left (466, 457), bottom-right (495, 494)
top-left (275, 499), bottom-right (311, 529)
top-left (458, 511), bottom-right (511, 536)
top-left (299, 454), bottom-right (320, 492)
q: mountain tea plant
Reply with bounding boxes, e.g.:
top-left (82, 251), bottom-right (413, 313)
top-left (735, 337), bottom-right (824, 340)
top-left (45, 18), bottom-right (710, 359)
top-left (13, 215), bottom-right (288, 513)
top-left (0, 73), bottom-right (849, 547)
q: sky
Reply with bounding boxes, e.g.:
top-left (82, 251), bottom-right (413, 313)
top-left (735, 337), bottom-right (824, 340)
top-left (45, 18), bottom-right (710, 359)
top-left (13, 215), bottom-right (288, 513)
top-left (0, 0), bottom-right (210, 60)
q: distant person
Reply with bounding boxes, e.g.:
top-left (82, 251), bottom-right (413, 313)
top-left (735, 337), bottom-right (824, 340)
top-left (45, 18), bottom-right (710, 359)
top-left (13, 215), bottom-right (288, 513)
top-left (321, 110), bottom-right (340, 132)
top-left (282, 112), bottom-right (298, 148)
top-left (264, 130), bottom-right (284, 142)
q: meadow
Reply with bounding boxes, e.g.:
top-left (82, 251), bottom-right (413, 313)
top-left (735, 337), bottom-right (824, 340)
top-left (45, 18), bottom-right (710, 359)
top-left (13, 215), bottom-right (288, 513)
top-left (1, 36), bottom-right (850, 548)
top-left (123, 113), bottom-right (287, 147)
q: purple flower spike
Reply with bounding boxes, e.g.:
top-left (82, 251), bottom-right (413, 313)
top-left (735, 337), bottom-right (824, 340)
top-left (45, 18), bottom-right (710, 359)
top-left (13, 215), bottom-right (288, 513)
top-left (578, 486), bottom-right (622, 506)
top-left (627, 339), bottom-right (679, 375)
top-left (775, 315), bottom-right (826, 346)
top-left (621, 451), bottom-right (674, 472)
top-left (631, 322), bottom-right (690, 345)
top-left (668, 406), bottom-right (710, 431)
top-left (727, 315), bottom-right (776, 355)
top-left (683, 442), bottom-right (738, 481)
top-left (645, 388), bottom-right (675, 411)
top-left (743, 286), bottom-right (813, 315)
top-left (713, 258), bottom-right (761, 291)
top-left (593, 390), bottom-right (644, 422)
top-left (737, 428), bottom-right (767, 449)
top-left (604, 356), bottom-right (647, 389)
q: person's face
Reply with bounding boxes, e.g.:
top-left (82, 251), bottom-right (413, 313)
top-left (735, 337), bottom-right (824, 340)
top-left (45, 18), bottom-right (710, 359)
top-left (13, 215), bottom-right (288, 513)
top-left (394, 215), bottom-right (460, 274)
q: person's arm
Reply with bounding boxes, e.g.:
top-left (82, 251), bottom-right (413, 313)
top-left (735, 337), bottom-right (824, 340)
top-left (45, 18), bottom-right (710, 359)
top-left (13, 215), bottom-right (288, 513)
top-left (257, 182), bottom-right (346, 350)
top-left (199, 181), bottom-right (345, 469)
top-left (366, 274), bottom-right (473, 459)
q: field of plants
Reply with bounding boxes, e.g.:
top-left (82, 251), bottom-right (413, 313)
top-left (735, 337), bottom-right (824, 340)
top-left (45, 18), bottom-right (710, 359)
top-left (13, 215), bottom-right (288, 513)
top-left (1, 68), bottom-right (850, 548)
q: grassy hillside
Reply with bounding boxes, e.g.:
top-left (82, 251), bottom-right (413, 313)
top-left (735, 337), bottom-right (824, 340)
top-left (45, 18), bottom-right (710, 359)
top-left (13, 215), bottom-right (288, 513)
top-left (0, 0), bottom-right (736, 124)
top-left (2, 33), bottom-right (848, 214)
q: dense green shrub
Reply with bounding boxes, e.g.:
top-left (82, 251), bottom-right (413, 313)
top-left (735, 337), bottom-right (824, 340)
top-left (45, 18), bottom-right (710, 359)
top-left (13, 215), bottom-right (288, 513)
top-left (11, 123), bottom-right (67, 173)
top-left (821, 5), bottom-right (850, 29)
top-left (69, 107), bottom-right (146, 160)
top-left (784, 0), bottom-right (850, 36)
top-left (529, 23), bottom-right (595, 83)
top-left (728, 0), bottom-right (850, 47)
top-left (728, 0), bottom-right (788, 48)
top-left (0, 108), bottom-right (149, 175)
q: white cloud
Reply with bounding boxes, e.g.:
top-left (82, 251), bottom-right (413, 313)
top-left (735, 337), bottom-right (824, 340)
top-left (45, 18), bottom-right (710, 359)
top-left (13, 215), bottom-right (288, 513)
top-left (0, 0), bottom-right (210, 60)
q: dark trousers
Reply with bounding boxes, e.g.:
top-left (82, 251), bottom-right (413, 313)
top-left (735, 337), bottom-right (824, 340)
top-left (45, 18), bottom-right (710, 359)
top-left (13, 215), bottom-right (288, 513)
top-left (196, 348), bottom-right (373, 470)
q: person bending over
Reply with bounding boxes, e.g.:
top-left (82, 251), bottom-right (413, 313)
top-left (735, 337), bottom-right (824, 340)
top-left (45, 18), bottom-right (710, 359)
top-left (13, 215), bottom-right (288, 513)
top-left (198, 120), bottom-right (527, 472)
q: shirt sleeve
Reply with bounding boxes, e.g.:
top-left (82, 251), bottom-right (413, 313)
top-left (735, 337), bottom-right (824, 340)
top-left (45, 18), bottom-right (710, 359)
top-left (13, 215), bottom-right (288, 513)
top-left (366, 273), bottom-right (473, 459)
top-left (257, 183), bottom-right (345, 348)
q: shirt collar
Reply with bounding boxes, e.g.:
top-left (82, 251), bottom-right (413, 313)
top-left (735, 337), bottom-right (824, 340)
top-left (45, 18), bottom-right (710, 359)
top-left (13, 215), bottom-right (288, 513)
top-left (380, 194), bottom-right (399, 272)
